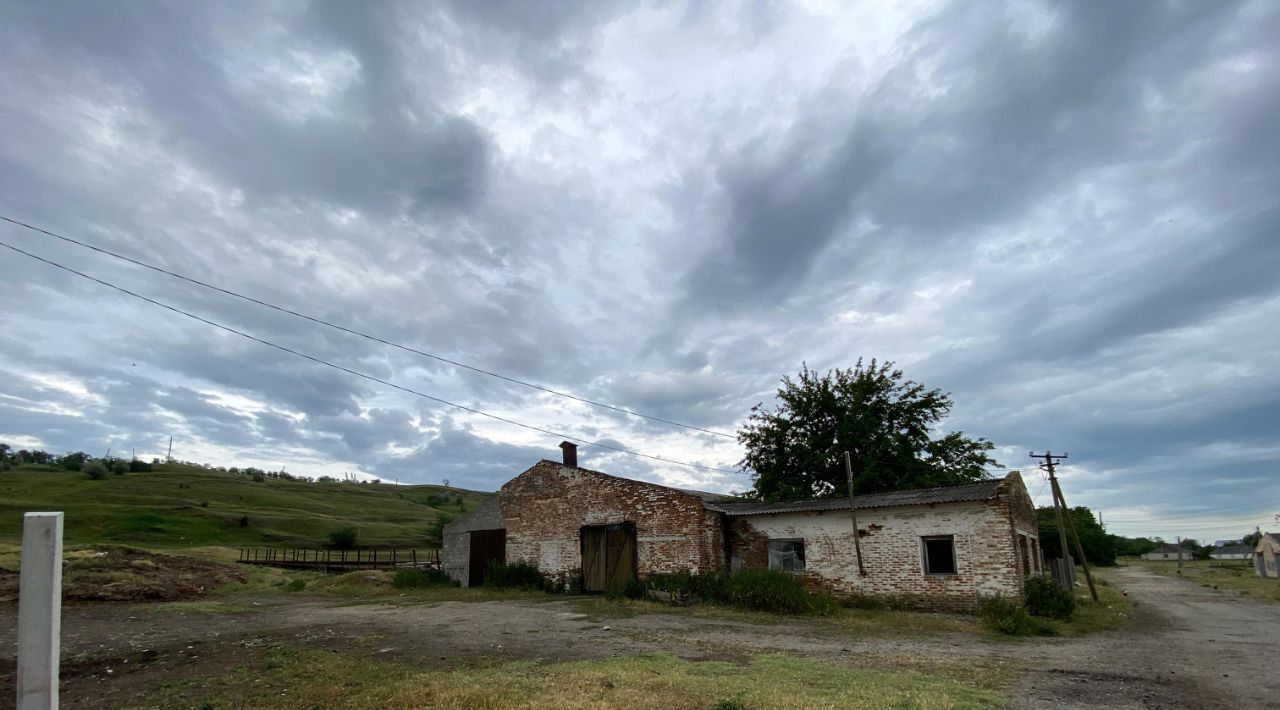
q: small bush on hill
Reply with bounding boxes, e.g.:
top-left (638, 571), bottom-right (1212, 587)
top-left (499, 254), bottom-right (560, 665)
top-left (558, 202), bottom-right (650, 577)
top-left (328, 527), bottom-right (358, 549)
top-left (483, 561), bottom-right (546, 591)
top-left (82, 459), bottom-right (109, 480)
top-left (1024, 575), bottom-right (1075, 620)
top-left (392, 568), bottom-right (458, 589)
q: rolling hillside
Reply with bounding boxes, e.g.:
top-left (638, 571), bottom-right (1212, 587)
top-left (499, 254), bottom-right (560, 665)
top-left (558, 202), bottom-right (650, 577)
top-left (0, 463), bottom-right (490, 550)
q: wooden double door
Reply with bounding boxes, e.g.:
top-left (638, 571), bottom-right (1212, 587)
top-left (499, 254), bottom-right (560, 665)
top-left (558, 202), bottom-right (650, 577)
top-left (581, 523), bottom-right (636, 593)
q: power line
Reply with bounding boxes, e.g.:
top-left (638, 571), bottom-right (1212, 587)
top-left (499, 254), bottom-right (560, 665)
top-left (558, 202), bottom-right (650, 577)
top-left (0, 238), bottom-right (739, 474)
top-left (0, 215), bottom-right (736, 439)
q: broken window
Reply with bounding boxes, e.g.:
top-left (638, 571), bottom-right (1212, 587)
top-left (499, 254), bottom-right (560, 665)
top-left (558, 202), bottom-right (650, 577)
top-left (922, 535), bottom-right (956, 575)
top-left (768, 539), bottom-right (806, 572)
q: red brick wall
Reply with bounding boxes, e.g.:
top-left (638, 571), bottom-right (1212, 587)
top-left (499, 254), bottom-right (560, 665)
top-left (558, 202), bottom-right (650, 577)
top-left (499, 460), bottom-right (721, 578)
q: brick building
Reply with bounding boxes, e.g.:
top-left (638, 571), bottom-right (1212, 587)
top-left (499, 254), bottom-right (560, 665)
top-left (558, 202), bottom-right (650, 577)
top-left (443, 442), bottom-right (1040, 610)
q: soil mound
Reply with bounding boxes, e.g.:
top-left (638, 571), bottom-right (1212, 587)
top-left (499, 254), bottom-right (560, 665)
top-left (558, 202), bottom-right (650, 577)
top-left (0, 547), bottom-right (247, 602)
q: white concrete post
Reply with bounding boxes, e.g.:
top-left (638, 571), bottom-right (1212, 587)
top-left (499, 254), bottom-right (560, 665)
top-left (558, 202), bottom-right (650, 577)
top-left (17, 512), bottom-right (63, 710)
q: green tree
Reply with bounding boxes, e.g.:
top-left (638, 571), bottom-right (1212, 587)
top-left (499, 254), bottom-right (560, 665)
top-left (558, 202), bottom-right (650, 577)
top-left (738, 360), bottom-right (999, 500)
top-left (1037, 506), bottom-right (1116, 566)
top-left (427, 513), bottom-right (454, 546)
top-left (1243, 531), bottom-right (1262, 548)
top-left (328, 527), bottom-right (358, 549)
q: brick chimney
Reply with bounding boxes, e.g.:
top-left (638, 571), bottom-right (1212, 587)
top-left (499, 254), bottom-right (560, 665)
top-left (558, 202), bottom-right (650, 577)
top-left (559, 441), bottom-right (578, 468)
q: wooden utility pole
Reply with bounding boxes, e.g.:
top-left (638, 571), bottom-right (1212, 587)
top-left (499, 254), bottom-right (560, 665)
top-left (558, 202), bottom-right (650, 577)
top-left (1052, 476), bottom-right (1099, 602)
top-left (1032, 451), bottom-right (1098, 602)
top-left (844, 451), bottom-right (867, 576)
top-left (166, 436), bottom-right (173, 462)
top-left (1177, 535), bottom-right (1183, 571)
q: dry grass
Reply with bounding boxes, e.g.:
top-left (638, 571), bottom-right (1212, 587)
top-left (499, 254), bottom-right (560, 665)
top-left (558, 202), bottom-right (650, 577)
top-left (150, 649), bottom-right (1007, 710)
top-left (578, 596), bottom-right (983, 636)
top-left (1127, 558), bottom-right (1280, 603)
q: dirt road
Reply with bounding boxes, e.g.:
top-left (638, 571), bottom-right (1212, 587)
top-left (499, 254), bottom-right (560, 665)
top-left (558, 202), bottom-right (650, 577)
top-left (1, 567), bottom-right (1278, 708)
top-left (1014, 567), bottom-right (1280, 710)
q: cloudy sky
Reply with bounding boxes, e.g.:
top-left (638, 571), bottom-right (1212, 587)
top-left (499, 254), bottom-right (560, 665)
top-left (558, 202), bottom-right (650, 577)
top-left (1, 1), bottom-right (1276, 543)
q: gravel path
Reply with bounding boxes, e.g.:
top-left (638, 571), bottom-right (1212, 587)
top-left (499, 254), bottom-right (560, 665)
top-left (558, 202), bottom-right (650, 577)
top-left (1012, 566), bottom-right (1280, 709)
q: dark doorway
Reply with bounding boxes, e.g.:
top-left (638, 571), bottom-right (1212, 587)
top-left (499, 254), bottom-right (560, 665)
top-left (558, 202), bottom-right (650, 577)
top-left (581, 523), bottom-right (636, 593)
top-left (468, 528), bottom-right (506, 587)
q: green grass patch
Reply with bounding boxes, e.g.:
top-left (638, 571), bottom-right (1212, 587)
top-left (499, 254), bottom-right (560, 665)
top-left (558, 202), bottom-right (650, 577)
top-left (392, 568), bottom-right (458, 589)
top-left (144, 648), bottom-right (1007, 709)
top-left (982, 571), bottom-right (1132, 637)
top-left (0, 464), bottom-right (489, 549)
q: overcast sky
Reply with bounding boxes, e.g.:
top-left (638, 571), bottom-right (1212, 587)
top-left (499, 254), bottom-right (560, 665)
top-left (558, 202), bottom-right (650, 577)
top-left (1, 1), bottom-right (1276, 543)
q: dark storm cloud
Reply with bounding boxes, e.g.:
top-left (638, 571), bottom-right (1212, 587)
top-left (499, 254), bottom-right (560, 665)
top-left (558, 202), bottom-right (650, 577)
top-left (2, 0), bottom-right (491, 216)
top-left (678, 1), bottom-right (1252, 311)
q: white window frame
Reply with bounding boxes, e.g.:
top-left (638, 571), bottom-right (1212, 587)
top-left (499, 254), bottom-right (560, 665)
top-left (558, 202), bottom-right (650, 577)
top-left (921, 535), bottom-right (957, 576)
top-left (768, 538), bottom-right (806, 573)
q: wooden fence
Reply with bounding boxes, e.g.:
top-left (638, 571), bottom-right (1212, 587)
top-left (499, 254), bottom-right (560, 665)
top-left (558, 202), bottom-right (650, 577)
top-left (237, 547), bottom-right (440, 573)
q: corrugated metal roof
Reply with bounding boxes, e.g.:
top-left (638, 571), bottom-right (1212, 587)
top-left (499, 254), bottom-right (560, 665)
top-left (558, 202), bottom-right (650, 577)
top-left (703, 478), bottom-right (1003, 516)
top-left (1212, 544), bottom-right (1254, 555)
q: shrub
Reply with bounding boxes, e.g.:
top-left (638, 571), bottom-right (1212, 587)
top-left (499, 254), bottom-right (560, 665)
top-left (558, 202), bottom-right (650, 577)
top-left (483, 561), bottom-right (546, 591)
top-left (622, 576), bottom-right (646, 600)
top-left (392, 568), bottom-right (458, 589)
top-left (283, 579), bottom-right (307, 592)
top-left (980, 596), bottom-right (1056, 636)
top-left (1024, 575), bottom-right (1075, 620)
top-left (547, 568), bottom-right (583, 594)
top-left (726, 568), bottom-right (838, 615)
top-left (129, 459), bottom-right (153, 473)
top-left (328, 528), bottom-right (358, 549)
top-left (239, 514), bottom-right (250, 528)
top-left (82, 459), bottom-right (109, 480)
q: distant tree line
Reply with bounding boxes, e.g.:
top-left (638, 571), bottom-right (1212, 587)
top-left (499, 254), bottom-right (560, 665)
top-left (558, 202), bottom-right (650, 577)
top-left (1037, 505), bottom-right (1259, 566)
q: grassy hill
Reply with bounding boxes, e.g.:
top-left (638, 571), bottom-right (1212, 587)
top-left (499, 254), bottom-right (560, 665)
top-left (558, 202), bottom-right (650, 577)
top-left (0, 462), bottom-right (490, 550)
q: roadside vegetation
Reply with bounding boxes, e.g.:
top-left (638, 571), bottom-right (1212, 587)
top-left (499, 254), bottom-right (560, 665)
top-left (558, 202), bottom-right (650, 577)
top-left (980, 571), bottom-right (1131, 637)
top-left (1128, 558), bottom-right (1280, 603)
top-left (141, 648), bottom-right (1009, 710)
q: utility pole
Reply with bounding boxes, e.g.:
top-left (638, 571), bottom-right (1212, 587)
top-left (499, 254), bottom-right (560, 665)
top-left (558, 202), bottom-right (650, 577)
top-left (1177, 535), bottom-right (1183, 570)
top-left (1031, 451), bottom-right (1098, 602)
top-left (844, 451), bottom-right (867, 576)
top-left (166, 436), bottom-right (173, 463)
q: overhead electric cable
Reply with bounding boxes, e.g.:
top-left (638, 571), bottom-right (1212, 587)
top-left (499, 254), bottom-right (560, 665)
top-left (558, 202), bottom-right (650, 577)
top-left (0, 238), bottom-right (739, 474)
top-left (0, 215), bottom-right (735, 439)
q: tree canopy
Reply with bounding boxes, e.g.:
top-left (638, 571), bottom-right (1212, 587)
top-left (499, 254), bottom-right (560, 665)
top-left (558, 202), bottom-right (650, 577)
top-left (1037, 506), bottom-right (1116, 566)
top-left (738, 360), bottom-right (999, 501)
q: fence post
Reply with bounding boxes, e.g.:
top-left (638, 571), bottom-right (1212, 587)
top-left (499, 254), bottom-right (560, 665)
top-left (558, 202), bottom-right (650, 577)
top-left (18, 512), bottom-right (63, 710)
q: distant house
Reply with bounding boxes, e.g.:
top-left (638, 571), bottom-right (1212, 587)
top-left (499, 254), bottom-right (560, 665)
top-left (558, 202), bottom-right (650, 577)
top-left (1255, 533), bottom-right (1280, 578)
top-left (443, 442), bottom-right (1041, 611)
top-left (1143, 543), bottom-right (1191, 561)
top-left (1209, 544), bottom-right (1253, 561)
